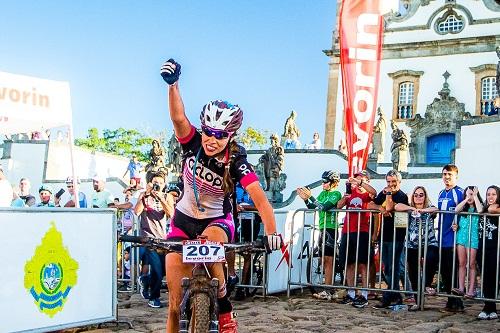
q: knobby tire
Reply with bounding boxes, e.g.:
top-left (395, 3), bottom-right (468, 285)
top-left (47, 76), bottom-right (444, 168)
top-left (190, 292), bottom-right (211, 333)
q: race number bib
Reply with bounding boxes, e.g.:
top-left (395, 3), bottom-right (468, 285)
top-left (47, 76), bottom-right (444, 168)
top-left (182, 239), bottom-right (226, 263)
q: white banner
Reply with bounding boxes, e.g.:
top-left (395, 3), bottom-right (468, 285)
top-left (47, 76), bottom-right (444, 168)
top-left (0, 71), bottom-right (72, 134)
top-left (267, 211), bottom-right (314, 294)
top-left (0, 208), bottom-right (116, 333)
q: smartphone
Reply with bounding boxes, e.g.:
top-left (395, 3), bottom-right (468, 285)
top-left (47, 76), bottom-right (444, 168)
top-left (55, 188), bottom-right (65, 199)
top-left (345, 182), bottom-right (352, 194)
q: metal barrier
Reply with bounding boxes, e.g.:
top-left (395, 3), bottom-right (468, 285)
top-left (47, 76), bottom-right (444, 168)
top-left (232, 211), bottom-right (268, 297)
top-left (116, 208), bottom-right (140, 294)
top-left (287, 207), bottom-right (500, 310)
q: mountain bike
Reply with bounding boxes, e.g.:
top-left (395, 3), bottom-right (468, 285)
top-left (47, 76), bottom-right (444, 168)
top-left (120, 234), bottom-right (267, 333)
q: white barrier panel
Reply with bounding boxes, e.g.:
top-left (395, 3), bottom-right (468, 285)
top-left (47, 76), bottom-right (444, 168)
top-left (0, 208), bottom-right (116, 333)
top-left (267, 211), bottom-right (311, 294)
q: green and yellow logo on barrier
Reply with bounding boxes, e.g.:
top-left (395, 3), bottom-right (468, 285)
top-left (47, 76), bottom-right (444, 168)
top-left (24, 222), bottom-right (79, 317)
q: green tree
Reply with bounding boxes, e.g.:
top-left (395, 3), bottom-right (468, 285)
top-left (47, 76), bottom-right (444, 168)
top-left (237, 127), bottom-right (269, 149)
top-left (75, 127), bottom-right (159, 161)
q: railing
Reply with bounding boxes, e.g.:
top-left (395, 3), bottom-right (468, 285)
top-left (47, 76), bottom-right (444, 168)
top-left (286, 208), bottom-right (500, 310)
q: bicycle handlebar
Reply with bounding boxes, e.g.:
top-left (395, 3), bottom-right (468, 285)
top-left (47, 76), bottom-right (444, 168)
top-left (119, 234), bottom-right (268, 253)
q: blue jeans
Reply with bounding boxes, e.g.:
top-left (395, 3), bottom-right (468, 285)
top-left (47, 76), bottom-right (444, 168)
top-left (382, 241), bottom-right (405, 303)
top-left (144, 248), bottom-right (165, 300)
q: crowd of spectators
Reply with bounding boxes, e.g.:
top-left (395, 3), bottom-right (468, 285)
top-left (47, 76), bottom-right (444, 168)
top-left (296, 164), bottom-right (500, 320)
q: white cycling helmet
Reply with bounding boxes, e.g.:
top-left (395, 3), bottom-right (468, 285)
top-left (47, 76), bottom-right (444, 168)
top-left (200, 100), bottom-right (243, 132)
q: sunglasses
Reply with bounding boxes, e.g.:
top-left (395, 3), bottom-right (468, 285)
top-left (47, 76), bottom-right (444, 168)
top-left (322, 180), bottom-right (330, 184)
top-left (413, 192), bottom-right (425, 198)
top-left (201, 126), bottom-right (232, 140)
top-left (66, 185), bottom-right (73, 188)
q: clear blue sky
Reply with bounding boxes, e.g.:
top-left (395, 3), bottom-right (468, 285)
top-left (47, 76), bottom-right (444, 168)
top-left (0, 1), bottom-right (336, 145)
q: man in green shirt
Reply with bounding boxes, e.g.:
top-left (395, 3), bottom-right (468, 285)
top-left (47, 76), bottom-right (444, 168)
top-left (297, 170), bottom-right (342, 300)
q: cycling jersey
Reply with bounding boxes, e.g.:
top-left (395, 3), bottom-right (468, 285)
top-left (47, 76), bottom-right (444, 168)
top-left (304, 190), bottom-right (342, 229)
top-left (168, 125), bottom-right (258, 241)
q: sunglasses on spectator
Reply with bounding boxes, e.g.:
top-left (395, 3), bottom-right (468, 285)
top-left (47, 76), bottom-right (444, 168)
top-left (201, 126), bottom-right (232, 140)
top-left (413, 192), bottom-right (425, 198)
top-left (322, 180), bottom-right (330, 184)
top-left (66, 185), bottom-right (73, 188)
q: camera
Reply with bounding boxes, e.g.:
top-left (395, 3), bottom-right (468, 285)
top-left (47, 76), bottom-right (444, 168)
top-left (152, 183), bottom-right (161, 191)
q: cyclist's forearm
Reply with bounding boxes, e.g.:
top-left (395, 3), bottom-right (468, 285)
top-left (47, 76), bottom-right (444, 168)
top-left (246, 182), bottom-right (277, 234)
top-left (168, 83), bottom-right (191, 138)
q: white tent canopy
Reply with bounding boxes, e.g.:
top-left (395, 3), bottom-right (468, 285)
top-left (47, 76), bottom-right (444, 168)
top-left (0, 71), bottom-right (72, 134)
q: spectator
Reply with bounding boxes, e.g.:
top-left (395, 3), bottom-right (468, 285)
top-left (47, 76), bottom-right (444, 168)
top-left (56, 177), bottom-right (88, 208)
top-left (18, 178), bottom-right (36, 206)
top-left (115, 189), bottom-right (137, 233)
top-left (395, 186), bottom-right (439, 310)
top-left (452, 186), bottom-right (483, 298)
top-left (91, 175), bottom-right (114, 208)
top-left (437, 164), bottom-right (464, 312)
top-left (0, 165), bottom-right (13, 207)
top-left (124, 178), bottom-right (143, 195)
top-left (134, 171), bottom-right (175, 308)
top-left (336, 170), bottom-right (377, 308)
top-left (36, 185), bottom-right (55, 207)
top-left (297, 170), bottom-right (342, 300)
top-left (228, 182), bottom-right (263, 301)
top-left (306, 132), bottom-right (322, 149)
top-left (123, 155), bottom-right (143, 185)
top-left (477, 185), bottom-right (500, 320)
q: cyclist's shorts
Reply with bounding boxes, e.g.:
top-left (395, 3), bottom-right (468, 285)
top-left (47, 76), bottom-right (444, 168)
top-left (318, 228), bottom-right (337, 257)
top-left (166, 209), bottom-right (235, 242)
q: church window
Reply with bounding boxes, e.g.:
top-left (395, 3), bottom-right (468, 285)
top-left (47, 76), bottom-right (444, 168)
top-left (435, 10), bottom-right (465, 35)
top-left (470, 64), bottom-right (497, 116)
top-left (481, 77), bottom-right (498, 116)
top-left (388, 70), bottom-right (423, 121)
top-left (398, 82), bottom-right (414, 119)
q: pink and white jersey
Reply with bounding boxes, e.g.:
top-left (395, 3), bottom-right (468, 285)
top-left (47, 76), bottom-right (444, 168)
top-left (175, 126), bottom-right (259, 220)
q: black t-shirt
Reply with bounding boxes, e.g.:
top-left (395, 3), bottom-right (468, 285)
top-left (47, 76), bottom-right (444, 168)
top-left (373, 189), bottom-right (409, 242)
top-left (479, 214), bottom-right (499, 249)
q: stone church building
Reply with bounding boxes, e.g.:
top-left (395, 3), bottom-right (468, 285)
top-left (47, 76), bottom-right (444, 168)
top-left (324, 0), bottom-right (500, 166)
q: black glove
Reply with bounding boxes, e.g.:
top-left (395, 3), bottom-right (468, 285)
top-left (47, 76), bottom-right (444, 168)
top-left (160, 58), bottom-right (181, 85)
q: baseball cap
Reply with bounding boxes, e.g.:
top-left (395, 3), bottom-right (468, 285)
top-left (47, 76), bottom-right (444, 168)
top-left (354, 170), bottom-right (370, 179)
top-left (92, 174), bottom-right (105, 182)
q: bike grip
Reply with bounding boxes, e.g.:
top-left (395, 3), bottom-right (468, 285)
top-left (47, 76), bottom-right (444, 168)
top-left (262, 235), bottom-right (272, 254)
top-left (119, 234), bottom-right (149, 243)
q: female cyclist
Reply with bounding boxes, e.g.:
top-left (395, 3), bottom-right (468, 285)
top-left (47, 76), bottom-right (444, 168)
top-left (160, 59), bottom-right (282, 333)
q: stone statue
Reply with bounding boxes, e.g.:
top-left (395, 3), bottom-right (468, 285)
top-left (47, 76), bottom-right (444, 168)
top-left (390, 121), bottom-right (409, 173)
top-left (145, 139), bottom-right (167, 180)
top-left (167, 132), bottom-right (182, 177)
top-left (257, 133), bottom-right (286, 202)
top-left (495, 46), bottom-right (500, 109)
top-left (370, 107), bottom-right (387, 162)
top-left (282, 110), bottom-right (301, 149)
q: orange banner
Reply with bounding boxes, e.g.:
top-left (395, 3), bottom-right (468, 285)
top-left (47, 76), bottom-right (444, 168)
top-left (340, 0), bottom-right (383, 176)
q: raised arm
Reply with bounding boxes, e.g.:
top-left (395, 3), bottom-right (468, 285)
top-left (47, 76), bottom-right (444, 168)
top-left (168, 83), bottom-right (192, 138)
top-left (161, 59), bottom-right (192, 138)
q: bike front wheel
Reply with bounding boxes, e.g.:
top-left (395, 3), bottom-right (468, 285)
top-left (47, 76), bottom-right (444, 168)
top-left (190, 293), bottom-right (211, 333)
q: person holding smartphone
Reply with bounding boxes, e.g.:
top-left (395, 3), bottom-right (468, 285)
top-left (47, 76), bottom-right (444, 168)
top-left (336, 171), bottom-right (377, 308)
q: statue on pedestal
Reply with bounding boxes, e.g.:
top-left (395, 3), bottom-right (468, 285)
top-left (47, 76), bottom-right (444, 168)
top-left (390, 121), bottom-right (409, 173)
top-left (370, 107), bottom-right (387, 162)
top-left (145, 139), bottom-right (167, 181)
top-left (282, 110), bottom-right (301, 149)
top-left (166, 132), bottom-right (182, 179)
top-left (257, 134), bottom-right (286, 202)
